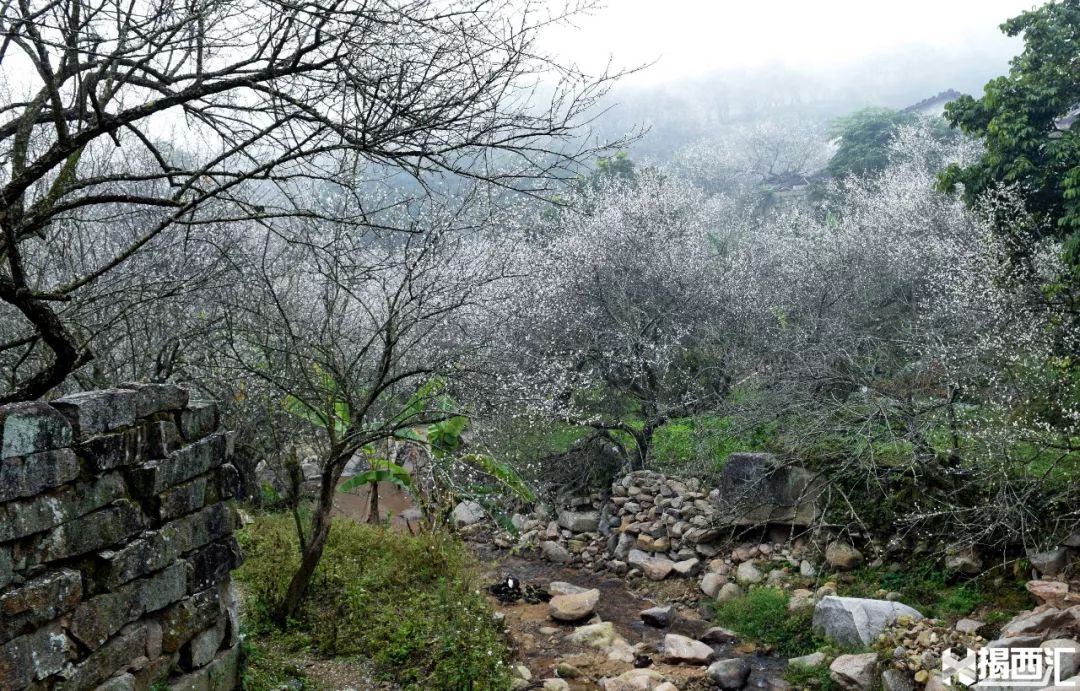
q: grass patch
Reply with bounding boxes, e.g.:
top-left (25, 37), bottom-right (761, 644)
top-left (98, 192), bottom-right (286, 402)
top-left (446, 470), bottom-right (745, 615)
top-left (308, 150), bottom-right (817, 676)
top-left (784, 662), bottom-right (837, 690)
top-left (838, 565), bottom-right (1032, 621)
top-left (241, 639), bottom-right (316, 690)
top-left (712, 587), bottom-right (823, 657)
top-left (237, 513), bottom-right (512, 691)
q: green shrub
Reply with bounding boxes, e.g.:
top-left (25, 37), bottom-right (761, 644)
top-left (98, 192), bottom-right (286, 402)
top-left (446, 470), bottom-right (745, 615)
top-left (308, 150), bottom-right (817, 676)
top-left (237, 513), bottom-right (511, 690)
top-left (712, 587), bottom-right (823, 657)
top-left (784, 662), bottom-right (837, 690)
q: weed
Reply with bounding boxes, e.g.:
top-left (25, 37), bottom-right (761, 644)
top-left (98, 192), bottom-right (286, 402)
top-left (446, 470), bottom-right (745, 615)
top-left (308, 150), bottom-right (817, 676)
top-left (785, 662), bottom-right (838, 690)
top-left (237, 513), bottom-right (511, 691)
top-left (713, 587), bottom-right (824, 657)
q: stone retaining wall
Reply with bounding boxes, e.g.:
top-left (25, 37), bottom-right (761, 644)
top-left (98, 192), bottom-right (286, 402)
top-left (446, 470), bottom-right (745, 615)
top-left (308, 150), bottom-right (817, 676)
top-left (0, 385), bottom-right (242, 691)
top-left (515, 470), bottom-right (728, 576)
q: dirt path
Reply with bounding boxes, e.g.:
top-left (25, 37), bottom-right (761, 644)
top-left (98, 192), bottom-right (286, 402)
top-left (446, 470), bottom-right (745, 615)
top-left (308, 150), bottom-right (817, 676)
top-left (476, 547), bottom-right (787, 690)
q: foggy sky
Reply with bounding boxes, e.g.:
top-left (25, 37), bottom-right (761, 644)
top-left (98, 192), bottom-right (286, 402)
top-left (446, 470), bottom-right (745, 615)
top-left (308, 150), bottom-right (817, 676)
top-left (543, 0), bottom-right (1039, 86)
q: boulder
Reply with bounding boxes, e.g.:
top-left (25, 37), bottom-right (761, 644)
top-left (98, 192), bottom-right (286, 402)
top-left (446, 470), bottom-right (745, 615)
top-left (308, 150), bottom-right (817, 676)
top-left (880, 668), bottom-right (915, 691)
top-left (812, 596), bottom-right (924, 647)
top-left (701, 627), bottom-right (738, 644)
top-left (601, 668), bottom-right (667, 691)
top-left (1028, 581), bottom-right (1070, 609)
top-left (825, 542), bottom-right (863, 571)
top-left (557, 510), bottom-right (599, 533)
top-left (541, 541), bottom-right (571, 564)
top-left (673, 557), bottom-right (700, 576)
top-left (1001, 605), bottom-right (1080, 640)
top-left (829, 652), bottom-right (877, 691)
top-left (51, 389), bottom-right (137, 439)
top-left (542, 679), bottom-right (570, 691)
top-left (708, 657), bottom-right (752, 690)
top-left (627, 548), bottom-right (650, 569)
top-left (954, 618), bottom-right (985, 635)
top-left (1042, 638), bottom-right (1080, 680)
top-left (613, 532), bottom-right (635, 560)
top-left (716, 583), bottom-right (744, 602)
top-left (735, 560), bottom-right (763, 585)
top-left (941, 550), bottom-right (984, 578)
top-left (788, 652), bottom-right (826, 669)
top-left (662, 633), bottom-right (715, 664)
top-left (548, 588), bottom-right (599, 622)
top-left (0, 402), bottom-right (73, 459)
top-left (641, 605), bottom-right (676, 628)
top-left (568, 621), bottom-right (616, 648)
top-left (788, 588), bottom-right (815, 613)
top-left (701, 572), bottom-right (726, 598)
top-left (451, 500), bottom-right (485, 528)
top-left (1030, 548), bottom-right (1069, 577)
top-left (555, 662), bottom-right (580, 678)
top-left (715, 452), bottom-right (823, 526)
top-left (642, 557), bottom-right (676, 581)
top-left (548, 581), bottom-right (588, 596)
top-left (944, 546), bottom-right (982, 576)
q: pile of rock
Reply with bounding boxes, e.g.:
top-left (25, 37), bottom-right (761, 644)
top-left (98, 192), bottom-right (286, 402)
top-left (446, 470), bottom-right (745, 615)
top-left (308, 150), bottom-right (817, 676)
top-left (508, 455), bottom-right (829, 582)
top-left (0, 386), bottom-right (242, 691)
top-left (512, 490), bottom-right (612, 570)
top-left (805, 581), bottom-right (1080, 690)
top-left (607, 470), bottom-right (724, 575)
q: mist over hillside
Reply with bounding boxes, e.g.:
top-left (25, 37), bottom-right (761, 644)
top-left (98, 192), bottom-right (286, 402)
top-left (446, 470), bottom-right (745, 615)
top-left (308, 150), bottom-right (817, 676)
top-left (591, 40), bottom-right (1021, 161)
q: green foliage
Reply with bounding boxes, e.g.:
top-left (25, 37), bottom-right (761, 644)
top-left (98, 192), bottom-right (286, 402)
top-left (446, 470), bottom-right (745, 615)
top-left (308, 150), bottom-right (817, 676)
top-left (237, 514), bottom-right (512, 690)
top-left (712, 587), bottom-right (824, 657)
top-left (785, 661), bottom-right (837, 690)
top-left (241, 639), bottom-right (315, 691)
top-left (284, 365), bottom-right (351, 438)
top-left (649, 415), bottom-right (768, 478)
top-left (940, 0), bottom-right (1080, 268)
top-left (337, 458), bottom-right (413, 493)
top-left (840, 565), bottom-right (1032, 621)
top-left (827, 108), bottom-right (918, 178)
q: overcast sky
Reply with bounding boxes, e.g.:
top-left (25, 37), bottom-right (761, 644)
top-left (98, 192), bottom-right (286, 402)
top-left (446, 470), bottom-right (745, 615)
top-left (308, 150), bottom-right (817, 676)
top-left (542, 1), bottom-right (1041, 86)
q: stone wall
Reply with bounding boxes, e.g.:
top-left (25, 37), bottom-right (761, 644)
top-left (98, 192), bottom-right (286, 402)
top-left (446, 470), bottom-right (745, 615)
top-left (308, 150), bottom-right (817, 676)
top-left (516, 470), bottom-right (728, 576)
top-left (514, 459), bottom-right (823, 582)
top-left (0, 385), bottom-right (242, 691)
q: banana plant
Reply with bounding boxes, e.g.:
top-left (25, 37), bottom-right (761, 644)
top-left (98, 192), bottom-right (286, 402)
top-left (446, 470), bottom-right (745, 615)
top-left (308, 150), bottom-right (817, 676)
top-left (284, 372), bottom-right (533, 529)
top-left (337, 450), bottom-right (413, 524)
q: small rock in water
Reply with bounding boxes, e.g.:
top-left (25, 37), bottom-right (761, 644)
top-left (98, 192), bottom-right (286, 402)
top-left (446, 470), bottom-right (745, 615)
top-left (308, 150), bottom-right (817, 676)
top-left (708, 657), bottom-right (752, 690)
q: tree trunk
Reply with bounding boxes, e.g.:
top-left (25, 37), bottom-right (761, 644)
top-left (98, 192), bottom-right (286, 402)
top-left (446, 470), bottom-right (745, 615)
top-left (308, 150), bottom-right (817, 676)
top-left (276, 451), bottom-right (345, 622)
top-left (367, 480), bottom-right (380, 524)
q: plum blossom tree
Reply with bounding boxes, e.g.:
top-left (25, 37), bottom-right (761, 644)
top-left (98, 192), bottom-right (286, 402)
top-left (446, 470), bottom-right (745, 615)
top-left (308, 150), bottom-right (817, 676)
top-left (0, 0), bottom-right (620, 403)
top-left (729, 123), bottom-right (1080, 552)
top-left (490, 170), bottom-right (747, 469)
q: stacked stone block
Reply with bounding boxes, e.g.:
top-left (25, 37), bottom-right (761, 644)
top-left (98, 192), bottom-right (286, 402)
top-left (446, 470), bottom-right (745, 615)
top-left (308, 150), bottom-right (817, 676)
top-left (515, 471), bottom-right (725, 575)
top-left (0, 385), bottom-right (242, 691)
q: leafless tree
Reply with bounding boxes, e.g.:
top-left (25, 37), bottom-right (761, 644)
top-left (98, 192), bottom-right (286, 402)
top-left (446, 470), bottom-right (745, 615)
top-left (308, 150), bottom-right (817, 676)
top-left (217, 191), bottom-right (515, 618)
top-left (0, 0), bottom-right (621, 403)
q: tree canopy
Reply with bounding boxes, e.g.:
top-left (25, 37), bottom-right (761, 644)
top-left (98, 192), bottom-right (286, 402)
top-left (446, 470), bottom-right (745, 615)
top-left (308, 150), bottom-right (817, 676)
top-left (940, 0), bottom-right (1080, 267)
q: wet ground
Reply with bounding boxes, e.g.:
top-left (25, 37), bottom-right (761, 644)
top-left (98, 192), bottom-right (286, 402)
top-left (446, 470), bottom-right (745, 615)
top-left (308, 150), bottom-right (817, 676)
top-left (476, 547), bottom-right (789, 690)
